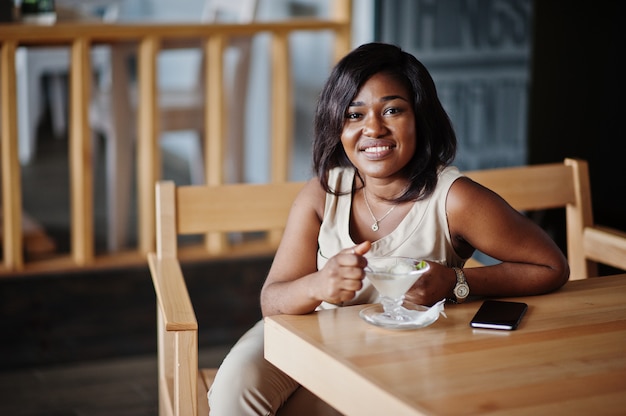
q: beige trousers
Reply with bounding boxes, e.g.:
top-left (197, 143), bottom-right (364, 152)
top-left (208, 319), bottom-right (343, 416)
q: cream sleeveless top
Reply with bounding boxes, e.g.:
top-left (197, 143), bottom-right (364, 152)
top-left (316, 166), bottom-right (466, 309)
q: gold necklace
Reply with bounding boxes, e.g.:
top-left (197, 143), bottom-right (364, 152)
top-left (362, 188), bottom-right (396, 232)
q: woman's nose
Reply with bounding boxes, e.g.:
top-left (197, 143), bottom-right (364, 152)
top-left (363, 113), bottom-right (386, 137)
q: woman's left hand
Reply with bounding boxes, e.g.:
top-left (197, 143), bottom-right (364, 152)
top-left (403, 261), bottom-right (456, 306)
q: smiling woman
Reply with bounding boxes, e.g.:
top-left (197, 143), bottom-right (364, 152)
top-left (313, 44), bottom-right (457, 206)
top-left (206, 42), bottom-right (569, 415)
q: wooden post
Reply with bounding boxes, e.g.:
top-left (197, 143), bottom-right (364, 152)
top-left (69, 37), bottom-right (94, 265)
top-left (204, 34), bottom-right (228, 254)
top-left (268, 33), bottom-right (292, 246)
top-left (205, 34), bottom-right (226, 187)
top-left (270, 33), bottom-right (292, 183)
top-left (565, 158), bottom-right (597, 279)
top-left (174, 330), bottom-right (198, 416)
top-left (0, 41), bottom-right (24, 270)
top-left (137, 36), bottom-right (160, 255)
top-left (332, 0), bottom-right (353, 62)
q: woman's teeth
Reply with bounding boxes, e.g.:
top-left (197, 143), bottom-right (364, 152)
top-left (364, 146), bottom-right (392, 153)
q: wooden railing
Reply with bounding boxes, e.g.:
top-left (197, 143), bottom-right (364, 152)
top-left (0, 0), bottom-right (352, 276)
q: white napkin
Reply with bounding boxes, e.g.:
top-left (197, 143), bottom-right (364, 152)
top-left (402, 299), bottom-right (447, 322)
top-left (375, 299), bottom-right (447, 328)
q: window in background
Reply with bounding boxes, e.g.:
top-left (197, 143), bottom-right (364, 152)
top-left (376, 0), bottom-right (532, 170)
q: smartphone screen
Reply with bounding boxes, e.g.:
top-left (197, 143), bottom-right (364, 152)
top-left (470, 300), bottom-right (528, 330)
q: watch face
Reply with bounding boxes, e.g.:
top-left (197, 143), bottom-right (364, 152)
top-left (455, 283), bottom-right (470, 299)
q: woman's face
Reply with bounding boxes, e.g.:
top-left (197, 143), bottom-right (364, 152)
top-left (340, 72), bottom-right (416, 181)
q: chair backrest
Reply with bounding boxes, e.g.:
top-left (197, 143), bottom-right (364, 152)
top-left (464, 158), bottom-right (626, 279)
top-left (155, 180), bottom-right (306, 259)
top-left (155, 157), bottom-right (626, 273)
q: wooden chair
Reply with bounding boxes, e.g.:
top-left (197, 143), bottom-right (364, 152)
top-left (148, 158), bottom-right (626, 415)
top-left (463, 158), bottom-right (626, 278)
top-left (148, 180), bottom-right (305, 416)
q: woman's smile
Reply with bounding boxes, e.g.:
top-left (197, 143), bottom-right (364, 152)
top-left (359, 139), bottom-right (396, 158)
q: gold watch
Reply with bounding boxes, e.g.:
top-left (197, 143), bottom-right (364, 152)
top-left (451, 267), bottom-right (469, 303)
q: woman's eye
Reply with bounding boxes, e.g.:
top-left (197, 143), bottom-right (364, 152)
top-left (384, 107), bottom-right (400, 115)
top-left (345, 112), bottom-right (362, 120)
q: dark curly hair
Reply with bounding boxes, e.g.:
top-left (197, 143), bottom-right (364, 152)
top-left (312, 42), bottom-right (457, 202)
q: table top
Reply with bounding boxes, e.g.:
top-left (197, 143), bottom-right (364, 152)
top-left (264, 274), bottom-right (626, 415)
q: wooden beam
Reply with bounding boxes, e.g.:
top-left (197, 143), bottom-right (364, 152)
top-left (0, 41), bottom-right (24, 270)
top-left (69, 37), bottom-right (94, 265)
top-left (137, 36), bottom-right (160, 255)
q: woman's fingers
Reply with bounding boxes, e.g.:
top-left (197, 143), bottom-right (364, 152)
top-left (340, 241), bottom-right (371, 267)
top-left (323, 241), bottom-right (371, 303)
top-left (353, 240), bottom-right (372, 256)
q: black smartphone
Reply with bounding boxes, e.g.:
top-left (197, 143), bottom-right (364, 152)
top-left (470, 300), bottom-right (528, 330)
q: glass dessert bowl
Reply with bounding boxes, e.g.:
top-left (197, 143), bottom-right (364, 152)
top-left (360, 256), bottom-right (438, 329)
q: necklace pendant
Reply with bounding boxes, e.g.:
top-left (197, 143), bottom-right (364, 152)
top-left (371, 222), bottom-right (379, 232)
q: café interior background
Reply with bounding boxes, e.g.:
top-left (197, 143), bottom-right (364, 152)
top-left (11, 0), bottom-right (623, 233)
top-left (1, 0), bottom-right (622, 368)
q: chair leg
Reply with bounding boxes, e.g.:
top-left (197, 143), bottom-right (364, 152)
top-left (189, 132), bottom-right (205, 185)
top-left (101, 45), bottom-right (134, 252)
top-left (16, 48), bottom-right (41, 165)
top-left (47, 73), bottom-right (67, 138)
top-left (105, 129), bottom-right (134, 251)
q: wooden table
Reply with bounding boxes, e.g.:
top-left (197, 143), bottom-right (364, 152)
top-left (264, 274), bottom-right (626, 415)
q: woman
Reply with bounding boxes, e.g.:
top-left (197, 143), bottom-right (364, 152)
top-left (208, 42), bottom-right (569, 415)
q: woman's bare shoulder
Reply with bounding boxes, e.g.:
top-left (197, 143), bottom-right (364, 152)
top-left (292, 177), bottom-right (327, 221)
top-left (446, 176), bottom-right (507, 212)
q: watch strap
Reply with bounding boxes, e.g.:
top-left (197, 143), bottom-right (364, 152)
top-left (450, 267), bottom-right (469, 303)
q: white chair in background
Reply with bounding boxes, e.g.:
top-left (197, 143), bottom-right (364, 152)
top-left (15, 0), bottom-right (121, 165)
top-left (16, 47), bottom-right (68, 164)
top-left (89, 0), bottom-right (258, 252)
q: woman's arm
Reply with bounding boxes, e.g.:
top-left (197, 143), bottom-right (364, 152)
top-left (260, 179), bottom-right (370, 317)
top-left (406, 177), bottom-right (569, 306)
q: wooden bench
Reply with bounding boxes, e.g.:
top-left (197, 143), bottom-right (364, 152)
top-left (148, 158), bottom-right (626, 415)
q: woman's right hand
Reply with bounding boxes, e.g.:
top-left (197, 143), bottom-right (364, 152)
top-left (314, 241), bottom-right (371, 305)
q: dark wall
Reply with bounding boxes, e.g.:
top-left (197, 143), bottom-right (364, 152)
top-left (0, 257), bottom-right (270, 370)
top-left (528, 0), bottom-right (625, 233)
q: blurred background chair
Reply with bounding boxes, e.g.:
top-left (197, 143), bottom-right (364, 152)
top-left (15, 0), bottom-right (121, 165)
top-left (89, 0), bottom-right (258, 251)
